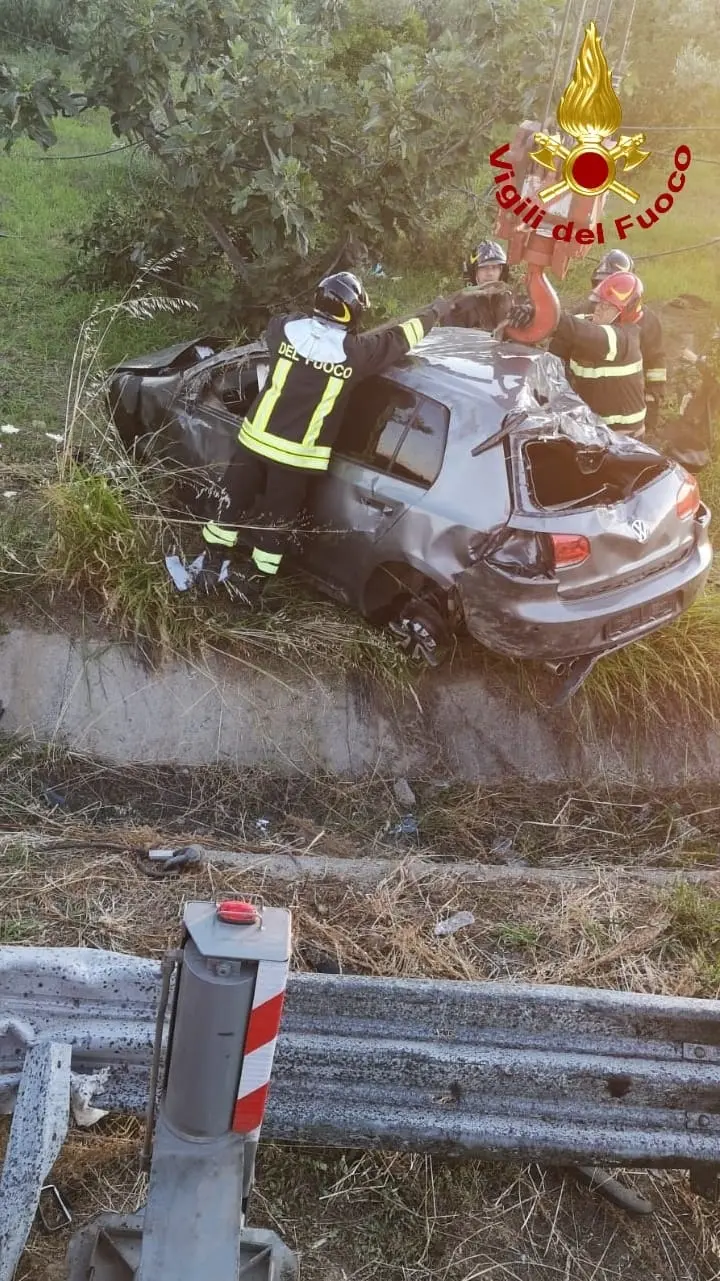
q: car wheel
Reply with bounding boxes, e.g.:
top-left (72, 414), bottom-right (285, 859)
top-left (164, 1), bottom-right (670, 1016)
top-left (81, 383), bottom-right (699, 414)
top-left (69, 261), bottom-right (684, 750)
top-left (386, 598), bottom-right (451, 668)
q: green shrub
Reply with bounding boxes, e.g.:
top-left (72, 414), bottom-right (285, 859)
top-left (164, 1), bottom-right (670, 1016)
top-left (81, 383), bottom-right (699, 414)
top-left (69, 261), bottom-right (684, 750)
top-left (66, 177), bottom-right (217, 292)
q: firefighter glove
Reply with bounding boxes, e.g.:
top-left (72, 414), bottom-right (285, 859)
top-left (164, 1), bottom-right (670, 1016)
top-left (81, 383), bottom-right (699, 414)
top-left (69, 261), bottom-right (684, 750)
top-left (507, 300), bottom-right (536, 329)
top-left (429, 296), bottom-right (456, 323)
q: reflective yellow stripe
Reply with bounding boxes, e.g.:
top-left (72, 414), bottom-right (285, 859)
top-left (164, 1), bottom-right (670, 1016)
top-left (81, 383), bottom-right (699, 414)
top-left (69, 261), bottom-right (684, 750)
top-left (569, 359), bottom-right (643, 379)
top-left (304, 374), bottom-right (346, 449)
top-left (603, 409), bottom-right (647, 425)
top-left (243, 356), bottom-right (293, 437)
top-left (646, 369), bottom-right (666, 381)
top-left (240, 419), bottom-right (332, 469)
top-left (400, 318), bottom-right (425, 347)
top-left (600, 325), bottom-right (617, 361)
top-left (202, 521), bottom-right (238, 547)
top-left (252, 548), bottom-right (282, 574)
top-left (240, 355), bottom-right (338, 471)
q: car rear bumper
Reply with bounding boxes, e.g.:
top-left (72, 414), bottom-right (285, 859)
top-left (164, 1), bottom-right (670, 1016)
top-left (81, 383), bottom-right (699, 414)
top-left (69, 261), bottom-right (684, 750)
top-left (457, 527), bottom-right (713, 661)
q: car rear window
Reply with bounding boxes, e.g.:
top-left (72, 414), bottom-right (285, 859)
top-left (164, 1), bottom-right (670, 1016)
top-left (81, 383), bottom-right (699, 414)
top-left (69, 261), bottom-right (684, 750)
top-left (335, 377), bottom-right (449, 488)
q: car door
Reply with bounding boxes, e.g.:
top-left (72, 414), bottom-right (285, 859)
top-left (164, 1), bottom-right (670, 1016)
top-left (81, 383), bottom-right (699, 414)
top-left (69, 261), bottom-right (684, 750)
top-left (300, 376), bottom-right (450, 600)
top-left (174, 350), bottom-right (271, 478)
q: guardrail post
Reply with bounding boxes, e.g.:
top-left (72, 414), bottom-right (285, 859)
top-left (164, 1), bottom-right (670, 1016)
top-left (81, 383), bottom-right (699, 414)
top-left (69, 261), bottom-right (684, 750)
top-left (67, 899), bottom-right (296, 1281)
top-left (0, 1042), bottom-right (71, 1281)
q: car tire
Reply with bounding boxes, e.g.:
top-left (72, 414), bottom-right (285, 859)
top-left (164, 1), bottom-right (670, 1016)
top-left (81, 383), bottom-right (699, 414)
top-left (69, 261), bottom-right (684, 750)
top-left (386, 597), bottom-right (451, 668)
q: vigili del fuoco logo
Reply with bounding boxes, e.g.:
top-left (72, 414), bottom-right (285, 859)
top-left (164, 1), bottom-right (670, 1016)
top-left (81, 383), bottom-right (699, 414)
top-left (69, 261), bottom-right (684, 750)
top-left (488, 21), bottom-right (692, 244)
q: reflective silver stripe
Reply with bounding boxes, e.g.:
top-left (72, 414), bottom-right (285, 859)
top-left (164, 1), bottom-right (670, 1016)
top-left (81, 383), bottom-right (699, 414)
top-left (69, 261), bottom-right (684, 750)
top-left (252, 548), bottom-right (282, 575)
top-left (569, 359), bottom-right (644, 379)
top-left (603, 409), bottom-right (647, 425)
top-left (400, 318), bottom-right (425, 347)
top-left (239, 420), bottom-right (332, 470)
top-left (202, 521), bottom-right (238, 547)
top-left (600, 325), bottom-right (618, 361)
top-left (646, 369), bottom-right (667, 381)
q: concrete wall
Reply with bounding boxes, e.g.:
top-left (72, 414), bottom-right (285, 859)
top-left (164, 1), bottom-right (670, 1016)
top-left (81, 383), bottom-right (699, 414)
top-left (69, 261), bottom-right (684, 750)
top-left (0, 626), bottom-right (716, 782)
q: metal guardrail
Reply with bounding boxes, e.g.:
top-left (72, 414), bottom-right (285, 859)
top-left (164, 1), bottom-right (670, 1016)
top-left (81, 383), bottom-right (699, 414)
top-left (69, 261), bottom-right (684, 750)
top-left (3, 946), bottom-right (720, 1170)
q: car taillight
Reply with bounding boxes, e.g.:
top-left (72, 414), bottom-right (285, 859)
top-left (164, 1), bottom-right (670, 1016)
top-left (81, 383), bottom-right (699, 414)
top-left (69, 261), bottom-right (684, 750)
top-left (550, 534), bottom-right (590, 568)
top-left (676, 472), bottom-right (700, 520)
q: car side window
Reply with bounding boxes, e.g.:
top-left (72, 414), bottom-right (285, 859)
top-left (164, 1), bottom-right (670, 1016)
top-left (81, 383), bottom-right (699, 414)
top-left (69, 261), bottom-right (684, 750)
top-left (334, 378), bottom-right (417, 461)
top-left (390, 396), bottom-right (449, 487)
top-left (334, 377), bottom-right (449, 488)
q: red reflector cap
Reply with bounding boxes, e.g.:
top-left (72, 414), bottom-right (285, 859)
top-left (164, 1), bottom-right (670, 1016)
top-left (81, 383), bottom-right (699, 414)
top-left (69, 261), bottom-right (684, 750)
top-left (550, 533), bottom-right (590, 567)
top-left (217, 900), bottom-right (259, 925)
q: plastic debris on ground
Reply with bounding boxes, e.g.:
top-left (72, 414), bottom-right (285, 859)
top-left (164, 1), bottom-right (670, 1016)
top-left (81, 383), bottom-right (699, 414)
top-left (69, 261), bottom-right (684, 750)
top-left (255, 818), bottom-right (271, 833)
top-left (490, 836), bottom-right (514, 860)
top-left (392, 777), bottom-right (416, 809)
top-left (434, 910), bottom-right (475, 937)
top-left (147, 845), bottom-right (203, 871)
top-left (389, 815), bottom-right (419, 838)
top-left (0, 425), bottom-right (19, 434)
top-left (45, 433), bottom-right (65, 444)
top-left (164, 552), bottom-right (230, 592)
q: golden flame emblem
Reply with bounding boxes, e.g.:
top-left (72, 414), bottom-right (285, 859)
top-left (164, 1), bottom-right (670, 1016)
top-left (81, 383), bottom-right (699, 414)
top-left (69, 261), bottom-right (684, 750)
top-left (531, 22), bottom-right (650, 206)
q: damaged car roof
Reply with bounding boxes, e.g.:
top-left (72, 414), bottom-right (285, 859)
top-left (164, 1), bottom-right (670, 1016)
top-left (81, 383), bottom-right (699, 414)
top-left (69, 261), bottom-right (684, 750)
top-left (396, 328), bottom-right (617, 450)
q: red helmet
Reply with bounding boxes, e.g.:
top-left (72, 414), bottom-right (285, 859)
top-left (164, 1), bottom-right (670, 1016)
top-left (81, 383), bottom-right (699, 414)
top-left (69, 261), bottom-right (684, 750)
top-left (589, 271), bottom-right (643, 323)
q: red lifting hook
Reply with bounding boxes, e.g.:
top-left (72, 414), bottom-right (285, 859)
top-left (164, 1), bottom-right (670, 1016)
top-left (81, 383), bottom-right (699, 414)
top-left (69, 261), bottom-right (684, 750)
top-left (504, 263), bottom-right (561, 344)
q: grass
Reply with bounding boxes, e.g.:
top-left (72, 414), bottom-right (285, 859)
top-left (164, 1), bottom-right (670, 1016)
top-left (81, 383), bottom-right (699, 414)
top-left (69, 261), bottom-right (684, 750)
top-left (1, 51), bottom-right (720, 709)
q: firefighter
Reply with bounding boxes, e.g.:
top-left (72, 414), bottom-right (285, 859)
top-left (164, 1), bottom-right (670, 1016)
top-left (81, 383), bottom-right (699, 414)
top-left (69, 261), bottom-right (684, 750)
top-left (444, 240), bottom-right (529, 332)
top-left (195, 272), bottom-right (461, 601)
top-left (519, 271), bottom-right (648, 436)
top-left (582, 251), bottom-right (667, 433)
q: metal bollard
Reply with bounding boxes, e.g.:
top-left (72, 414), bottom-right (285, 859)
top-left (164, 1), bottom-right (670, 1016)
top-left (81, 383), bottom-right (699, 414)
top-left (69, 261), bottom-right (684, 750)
top-left (67, 898), bottom-right (297, 1281)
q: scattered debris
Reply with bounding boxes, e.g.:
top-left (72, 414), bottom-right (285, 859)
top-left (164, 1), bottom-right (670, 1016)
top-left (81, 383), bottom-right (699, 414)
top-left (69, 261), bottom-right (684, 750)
top-left (42, 788), bottom-right (67, 809)
top-left (2, 492), bottom-right (18, 499)
top-left (255, 818), bottom-right (271, 833)
top-left (389, 815), bottom-right (419, 838)
top-left (392, 778), bottom-right (416, 809)
top-left (491, 836), bottom-right (515, 860)
top-left (434, 910), bottom-right (476, 937)
top-left (45, 433), bottom-right (65, 444)
top-left (164, 552), bottom-right (229, 592)
top-left (0, 425), bottom-right (19, 434)
top-left (146, 845), bottom-right (204, 873)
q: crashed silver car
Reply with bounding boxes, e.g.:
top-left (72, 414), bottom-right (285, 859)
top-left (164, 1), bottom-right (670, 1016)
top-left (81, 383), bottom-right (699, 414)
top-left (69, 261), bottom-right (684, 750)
top-left (108, 327), bottom-right (712, 697)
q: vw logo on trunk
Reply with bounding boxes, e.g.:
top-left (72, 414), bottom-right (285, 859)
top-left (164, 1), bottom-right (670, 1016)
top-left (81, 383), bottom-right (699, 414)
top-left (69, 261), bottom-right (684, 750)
top-left (631, 519), bottom-right (649, 543)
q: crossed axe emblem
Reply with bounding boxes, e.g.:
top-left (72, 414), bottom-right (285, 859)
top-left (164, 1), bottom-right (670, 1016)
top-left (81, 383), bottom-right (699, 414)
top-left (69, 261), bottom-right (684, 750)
top-left (531, 132), bottom-right (650, 205)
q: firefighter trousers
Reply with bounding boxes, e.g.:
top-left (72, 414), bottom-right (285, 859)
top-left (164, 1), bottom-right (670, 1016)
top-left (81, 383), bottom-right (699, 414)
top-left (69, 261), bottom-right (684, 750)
top-left (202, 443), bottom-right (312, 576)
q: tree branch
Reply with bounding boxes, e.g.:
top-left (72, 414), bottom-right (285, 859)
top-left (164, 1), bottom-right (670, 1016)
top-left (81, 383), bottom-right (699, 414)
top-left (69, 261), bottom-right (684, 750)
top-left (140, 122), bottom-right (252, 283)
top-left (202, 211), bottom-right (251, 282)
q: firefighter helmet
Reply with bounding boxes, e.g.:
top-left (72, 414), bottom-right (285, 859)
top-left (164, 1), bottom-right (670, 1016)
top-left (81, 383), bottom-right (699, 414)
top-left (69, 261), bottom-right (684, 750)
top-left (589, 271), bottom-right (644, 323)
top-left (591, 249), bottom-right (634, 288)
top-left (314, 272), bottom-right (369, 329)
top-left (464, 240), bottom-right (508, 283)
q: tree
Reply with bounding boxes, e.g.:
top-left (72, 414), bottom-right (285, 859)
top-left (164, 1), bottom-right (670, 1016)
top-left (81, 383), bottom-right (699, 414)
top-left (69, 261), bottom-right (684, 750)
top-left (0, 0), bottom-right (564, 314)
top-left (621, 0), bottom-right (720, 127)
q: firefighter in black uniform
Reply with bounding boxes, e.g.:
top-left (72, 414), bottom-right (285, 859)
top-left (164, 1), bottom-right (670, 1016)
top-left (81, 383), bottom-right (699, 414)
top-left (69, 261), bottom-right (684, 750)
top-left (443, 240), bottom-right (531, 332)
top-left (579, 251), bottom-right (667, 433)
top-left (196, 271), bottom-right (460, 600)
top-left (525, 271), bottom-right (648, 436)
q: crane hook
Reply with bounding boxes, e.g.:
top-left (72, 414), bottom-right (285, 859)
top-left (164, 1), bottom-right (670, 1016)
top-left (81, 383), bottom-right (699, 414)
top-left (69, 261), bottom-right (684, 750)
top-left (504, 263), bottom-right (562, 344)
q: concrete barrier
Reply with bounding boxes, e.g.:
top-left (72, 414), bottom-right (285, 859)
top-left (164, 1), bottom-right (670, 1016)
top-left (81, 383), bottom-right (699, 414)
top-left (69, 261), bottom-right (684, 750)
top-left (1, 625), bottom-right (717, 783)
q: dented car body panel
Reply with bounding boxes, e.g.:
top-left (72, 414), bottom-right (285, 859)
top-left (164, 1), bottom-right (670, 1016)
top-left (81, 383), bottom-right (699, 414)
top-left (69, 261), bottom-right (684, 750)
top-left (108, 327), bottom-right (713, 665)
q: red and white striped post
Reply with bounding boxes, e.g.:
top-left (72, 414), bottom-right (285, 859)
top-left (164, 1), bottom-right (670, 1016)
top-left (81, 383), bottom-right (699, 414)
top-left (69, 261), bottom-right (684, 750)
top-left (233, 947), bottom-right (288, 1136)
top-left (210, 899), bottom-right (290, 1215)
